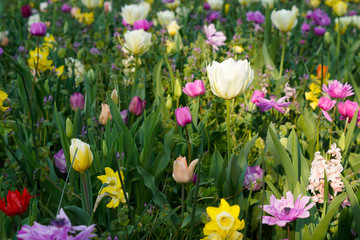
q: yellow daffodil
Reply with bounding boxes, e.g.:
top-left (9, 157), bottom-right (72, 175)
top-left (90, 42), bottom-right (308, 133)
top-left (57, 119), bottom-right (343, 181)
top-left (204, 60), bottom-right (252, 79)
top-left (27, 47), bottom-right (53, 73)
top-left (325, 0), bottom-right (340, 7)
top-left (42, 34), bottom-right (56, 49)
top-left (97, 167), bottom-right (126, 208)
top-left (305, 83), bottom-right (322, 109)
top-left (54, 65), bottom-right (66, 79)
top-left (0, 90), bottom-right (9, 112)
top-left (202, 199), bottom-right (245, 239)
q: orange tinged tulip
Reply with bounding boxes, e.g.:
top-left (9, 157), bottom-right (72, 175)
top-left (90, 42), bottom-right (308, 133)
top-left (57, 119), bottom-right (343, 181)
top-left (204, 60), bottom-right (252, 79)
top-left (317, 64), bottom-right (328, 79)
top-left (172, 156), bottom-right (198, 183)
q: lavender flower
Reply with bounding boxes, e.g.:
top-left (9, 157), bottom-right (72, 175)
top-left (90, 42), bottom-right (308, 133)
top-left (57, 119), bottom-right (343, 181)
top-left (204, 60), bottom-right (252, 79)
top-left (90, 47), bottom-right (100, 55)
top-left (256, 96), bottom-right (291, 113)
top-left (17, 208), bottom-right (96, 239)
top-left (246, 11), bottom-right (265, 24)
top-left (54, 149), bottom-right (67, 173)
top-left (244, 165), bottom-right (263, 191)
top-left (262, 191), bottom-right (315, 227)
top-left (204, 24), bottom-right (226, 51)
top-left (323, 80), bottom-right (354, 99)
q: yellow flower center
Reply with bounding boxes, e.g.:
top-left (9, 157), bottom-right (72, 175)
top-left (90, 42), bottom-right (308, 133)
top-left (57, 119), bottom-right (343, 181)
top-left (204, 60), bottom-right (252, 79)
top-left (216, 211), bottom-right (234, 230)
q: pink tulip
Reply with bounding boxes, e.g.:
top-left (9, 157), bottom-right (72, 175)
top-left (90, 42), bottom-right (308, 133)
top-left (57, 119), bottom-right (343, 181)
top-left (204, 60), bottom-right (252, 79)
top-left (129, 96), bottom-right (146, 115)
top-left (318, 96), bottom-right (336, 121)
top-left (175, 106), bottom-right (192, 126)
top-left (133, 19), bottom-right (153, 31)
top-left (70, 92), bottom-right (85, 111)
top-left (182, 80), bottom-right (205, 97)
top-left (172, 156), bottom-right (198, 183)
top-left (30, 22), bottom-right (47, 36)
top-left (251, 90), bottom-right (265, 103)
top-left (337, 100), bottom-right (358, 122)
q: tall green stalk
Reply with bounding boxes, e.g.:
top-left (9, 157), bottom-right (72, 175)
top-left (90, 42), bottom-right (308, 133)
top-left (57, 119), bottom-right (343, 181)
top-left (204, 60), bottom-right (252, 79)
top-left (279, 33), bottom-right (286, 78)
top-left (81, 172), bottom-right (91, 215)
top-left (226, 100), bottom-right (231, 163)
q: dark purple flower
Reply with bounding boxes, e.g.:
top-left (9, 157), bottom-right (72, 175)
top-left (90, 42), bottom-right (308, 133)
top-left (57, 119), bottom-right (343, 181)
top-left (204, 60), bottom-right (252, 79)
top-left (246, 11), bottom-right (265, 24)
top-left (203, 2), bottom-right (210, 10)
top-left (70, 92), bottom-right (85, 111)
top-left (30, 22), bottom-right (47, 36)
top-left (129, 96), bottom-right (146, 116)
top-left (18, 46), bottom-right (25, 52)
top-left (133, 19), bottom-right (153, 31)
top-left (206, 11), bottom-right (221, 22)
top-left (244, 165), bottom-right (263, 191)
top-left (262, 191), bottom-right (315, 227)
top-left (17, 208), bottom-right (96, 239)
top-left (348, 11), bottom-right (357, 16)
top-left (54, 149), bottom-right (67, 173)
top-left (21, 5), bottom-right (32, 18)
top-left (61, 4), bottom-right (72, 13)
top-left (314, 26), bottom-right (326, 36)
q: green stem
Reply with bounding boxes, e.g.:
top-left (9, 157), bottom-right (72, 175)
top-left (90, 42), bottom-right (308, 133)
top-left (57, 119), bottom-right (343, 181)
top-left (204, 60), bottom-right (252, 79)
top-left (226, 100), bottom-right (231, 163)
top-left (190, 157), bottom-right (201, 239)
top-left (243, 188), bottom-right (253, 240)
top-left (81, 172), bottom-right (91, 215)
top-left (322, 169), bottom-right (328, 219)
top-left (279, 33), bottom-right (286, 78)
top-left (185, 125), bottom-right (191, 163)
top-left (265, 6), bottom-right (271, 46)
top-left (181, 184), bottom-right (185, 218)
top-left (287, 224), bottom-right (290, 240)
top-left (316, 113), bottom-right (321, 151)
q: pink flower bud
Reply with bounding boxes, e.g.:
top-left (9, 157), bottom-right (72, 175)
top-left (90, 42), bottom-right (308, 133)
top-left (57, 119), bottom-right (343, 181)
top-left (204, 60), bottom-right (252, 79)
top-left (318, 96), bottom-right (336, 121)
top-left (30, 22), bottom-right (47, 36)
top-left (104, 1), bottom-right (112, 13)
top-left (182, 80), bottom-right (205, 98)
top-left (175, 106), bottom-right (192, 126)
top-left (70, 92), bottom-right (85, 111)
top-left (129, 96), bottom-right (146, 115)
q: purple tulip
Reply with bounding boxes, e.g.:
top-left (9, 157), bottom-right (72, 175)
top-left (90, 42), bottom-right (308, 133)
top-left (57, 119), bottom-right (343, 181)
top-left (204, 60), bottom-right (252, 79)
top-left (30, 22), bottom-right (47, 36)
top-left (175, 106), bottom-right (192, 126)
top-left (338, 100), bottom-right (358, 122)
top-left (348, 11), bottom-right (357, 16)
top-left (70, 92), bottom-right (85, 111)
top-left (129, 96), bottom-right (146, 115)
top-left (318, 97), bottom-right (336, 121)
top-left (323, 80), bottom-right (354, 99)
top-left (203, 2), bottom-right (210, 10)
top-left (251, 90), bottom-right (265, 104)
top-left (61, 4), bottom-right (72, 13)
top-left (244, 165), bottom-right (263, 191)
top-left (262, 191), bottom-right (315, 227)
top-left (120, 110), bottom-right (128, 124)
top-left (182, 80), bottom-right (205, 98)
top-left (301, 23), bottom-right (310, 33)
top-left (54, 149), bottom-right (67, 173)
top-left (21, 5), bottom-right (32, 18)
top-left (133, 19), bottom-right (153, 31)
top-left (314, 26), bottom-right (326, 36)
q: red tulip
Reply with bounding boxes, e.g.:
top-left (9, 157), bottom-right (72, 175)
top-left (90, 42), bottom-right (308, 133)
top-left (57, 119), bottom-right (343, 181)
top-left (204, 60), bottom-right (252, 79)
top-left (0, 188), bottom-right (32, 216)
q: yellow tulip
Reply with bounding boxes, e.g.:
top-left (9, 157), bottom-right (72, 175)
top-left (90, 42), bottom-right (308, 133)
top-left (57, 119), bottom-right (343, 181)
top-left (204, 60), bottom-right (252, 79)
top-left (333, 1), bottom-right (347, 16)
top-left (167, 20), bottom-right (180, 37)
top-left (70, 139), bottom-right (93, 173)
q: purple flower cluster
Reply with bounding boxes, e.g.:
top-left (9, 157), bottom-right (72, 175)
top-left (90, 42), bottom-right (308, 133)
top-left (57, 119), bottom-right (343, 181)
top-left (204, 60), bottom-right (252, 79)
top-left (246, 11), bottom-right (265, 24)
top-left (302, 9), bottom-right (331, 37)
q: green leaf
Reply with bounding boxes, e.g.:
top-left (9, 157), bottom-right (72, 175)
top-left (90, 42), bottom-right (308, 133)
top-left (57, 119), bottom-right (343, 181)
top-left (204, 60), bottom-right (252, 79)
top-left (209, 147), bottom-right (225, 196)
top-left (344, 108), bottom-right (359, 156)
top-left (349, 153), bottom-right (360, 173)
top-left (64, 205), bottom-right (91, 226)
top-left (152, 59), bottom-right (164, 104)
top-left (339, 132), bottom-right (346, 151)
top-left (341, 175), bottom-right (360, 235)
top-left (312, 192), bottom-right (347, 240)
top-left (336, 207), bottom-right (352, 240)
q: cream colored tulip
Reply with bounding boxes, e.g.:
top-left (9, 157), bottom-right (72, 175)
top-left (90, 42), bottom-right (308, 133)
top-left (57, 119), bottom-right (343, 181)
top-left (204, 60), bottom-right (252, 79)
top-left (70, 139), bottom-right (93, 173)
top-left (271, 9), bottom-right (298, 32)
top-left (81, 0), bottom-right (101, 9)
top-left (111, 89), bottom-right (118, 103)
top-left (261, 0), bottom-right (274, 9)
top-left (172, 156), bottom-right (198, 183)
top-left (164, 0), bottom-right (180, 10)
top-left (208, 0), bottom-right (224, 10)
top-left (124, 29), bottom-right (152, 55)
top-left (121, 4), bottom-right (149, 25)
top-left (167, 20), bottom-right (180, 37)
top-left (207, 58), bottom-right (253, 100)
top-left (157, 10), bottom-right (175, 26)
top-left (99, 103), bottom-right (112, 125)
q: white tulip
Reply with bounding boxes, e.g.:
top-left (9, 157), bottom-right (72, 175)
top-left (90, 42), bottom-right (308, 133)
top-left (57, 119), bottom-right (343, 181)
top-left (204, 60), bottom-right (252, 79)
top-left (124, 29), bottom-right (152, 55)
top-left (271, 9), bottom-right (298, 33)
top-left (157, 10), bottom-right (175, 26)
top-left (28, 14), bottom-right (41, 31)
top-left (40, 2), bottom-right (48, 12)
top-left (81, 0), bottom-right (101, 10)
top-left (208, 0), bottom-right (224, 10)
top-left (121, 4), bottom-right (149, 25)
top-left (207, 58), bottom-right (254, 100)
top-left (261, 0), bottom-right (274, 9)
top-left (164, 0), bottom-right (180, 10)
top-left (291, 5), bottom-right (299, 17)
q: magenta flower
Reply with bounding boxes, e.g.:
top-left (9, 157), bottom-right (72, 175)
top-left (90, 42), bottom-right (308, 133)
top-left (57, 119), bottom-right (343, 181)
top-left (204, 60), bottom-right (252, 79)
top-left (244, 165), bottom-right (263, 191)
top-left (251, 90), bottom-right (265, 104)
top-left (246, 11), bottom-right (265, 24)
top-left (322, 80), bottom-right (354, 99)
top-left (61, 4), bottom-right (72, 13)
top-left (311, 9), bottom-right (331, 26)
top-left (70, 92), bottom-right (85, 111)
top-left (30, 22), bottom-right (47, 36)
top-left (262, 191), bottom-right (315, 227)
top-left (182, 80), bottom-right (205, 97)
top-left (129, 96), bottom-right (146, 116)
top-left (204, 24), bottom-right (226, 51)
top-left (337, 100), bottom-right (358, 122)
top-left (18, 208), bottom-right (96, 239)
top-left (133, 19), bottom-right (153, 31)
top-left (314, 26), bottom-right (326, 36)
top-left (256, 96), bottom-right (291, 113)
top-left (318, 96), bottom-right (336, 121)
top-left (54, 149), bottom-right (67, 173)
top-left (175, 106), bottom-right (192, 126)
top-left (301, 23), bottom-right (310, 33)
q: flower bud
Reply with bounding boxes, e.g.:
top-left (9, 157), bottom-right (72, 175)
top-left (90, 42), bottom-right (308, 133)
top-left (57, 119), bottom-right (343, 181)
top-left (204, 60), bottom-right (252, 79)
top-left (111, 89), bottom-right (119, 104)
top-left (166, 95), bottom-right (172, 110)
top-left (167, 20), bottom-right (180, 37)
top-left (104, 1), bottom-right (112, 13)
top-left (66, 117), bottom-right (73, 138)
top-left (70, 92), bottom-right (85, 111)
top-left (175, 106), bottom-right (192, 126)
top-left (182, 80), bottom-right (205, 98)
top-left (54, 149), bottom-right (67, 173)
top-left (121, 110), bottom-right (128, 124)
top-left (21, 5), bottom-right (32, 18)
top-left (86, 69), bottom-right (96, 82)
top-left (173, 79), bottom-right (182, 100)
top-left (69, 138), bottom-right (93, 173)
top-left (172, 156), bottom-right (198, 183)
top-left (129, 96), bottom-right (146, 115)
top-left (99, 103), bottom-right (112, 125)
top-left (102, 140), bottom-right (108, 158)
top-left (324, 32), bottom-right (331, 45)
top-left (30, 22), bottom-right (47, 36)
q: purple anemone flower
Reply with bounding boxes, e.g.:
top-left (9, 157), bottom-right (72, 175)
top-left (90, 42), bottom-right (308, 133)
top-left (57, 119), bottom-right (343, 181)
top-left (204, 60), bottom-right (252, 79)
top-left (323, 80), bottom-right (354, 99)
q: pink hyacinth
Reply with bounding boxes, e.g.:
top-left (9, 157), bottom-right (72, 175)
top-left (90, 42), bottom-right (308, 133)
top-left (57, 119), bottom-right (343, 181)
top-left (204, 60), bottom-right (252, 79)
top-left (243, 165), bottom-right (263, 191)
top-left (182, 80), bottom-right (205, 98)
top-left (337, 100), bottom-right (358, 122)
top-left (318, 96), bottom-right (336, 121)
top-left (251, 90), bottom-right (265, 104)
top-left (256, 96), bottom-right (291, 113)
top-left (323, 80), bottom-right (354, 99)
top-left (133, 19), bottom-right (153, 31)
top-left (204, 24), bottom-right (226, 51)
top-left (262, 191), bottom-right (315, 227)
